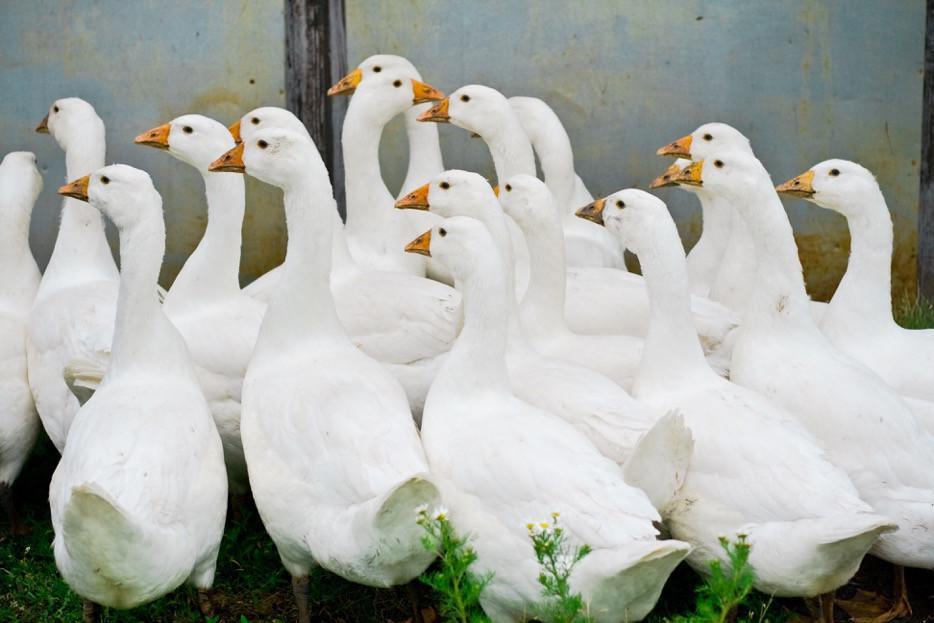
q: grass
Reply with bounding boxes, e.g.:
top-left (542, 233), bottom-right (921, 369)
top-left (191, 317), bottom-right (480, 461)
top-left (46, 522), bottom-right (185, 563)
top-left (894, 294), bottom-right (934, 329)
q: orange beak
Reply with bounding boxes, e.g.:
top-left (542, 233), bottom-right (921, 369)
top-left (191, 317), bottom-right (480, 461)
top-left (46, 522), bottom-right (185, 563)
top-left (404, 230), bottom-right (432, 256)
top-left (575, 198), bottom-right (606, 226)
top-left (58, 175), bottom-right (90, 201)
top-left (775, 170), bottom-right (816, 198)
top-left (228, 119), bottom-right (242, 143)
top-left (417, 98), bottom-right (450, 123)
top-left (36, 115), bottom-right (50, 134)
top-left (492, 185), bottom-right (500, 197)
top-left (134, 123), bottom-right (171, 149)
top-left (657, 135), bottom-right (692, 158)
top-left (327, 67), bottom-right (363, 96)
top-left (208, 143), bottom-right (246, 173)
top-left (674, 160), bottom-right (704, 186)
top-left (395, 183), bottom-right (431, 210)
top-left (412, 80), bottom-right (445, 105)
top-left (649, 161), bottom-right (685, 189)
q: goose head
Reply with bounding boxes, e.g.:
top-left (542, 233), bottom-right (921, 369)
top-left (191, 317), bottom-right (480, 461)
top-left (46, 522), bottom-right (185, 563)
top-left (672, 149), bottom-right (768, 206)
top-left (395, 169), bottom-right (496, 218)
top-left (418, 84), bottom-right (510, 137)
top-left (776, 159), bottom-right (878, 218)
top-left (134, 114), bottom-right (235, 172)
top-left (210, 127), bottom-right (316, 191)
top-left (404, 215), bottom-right (497, 280)
top-left (329, 56), bottom-right (444, 126)
top-left (229, 107), bottom-right (309, 144)
top-left (496, 174), bottom-right (558, 227)
top-left (0, 151), bottom-right (43, 209)
top-left (35, 97), bottom-right (104, 152)
top-left (58, 164), bottom-right (160, 230)
top-left (657, 122), bottom-right (752, 160)
top-left (577, 189), bottom-right (671, 256)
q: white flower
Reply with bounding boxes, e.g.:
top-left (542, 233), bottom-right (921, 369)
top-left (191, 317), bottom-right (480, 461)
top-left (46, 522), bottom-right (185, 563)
top-left (433, 506), bottom-right (450, 521)
top-left (414, 504), bottom-right (429, 517)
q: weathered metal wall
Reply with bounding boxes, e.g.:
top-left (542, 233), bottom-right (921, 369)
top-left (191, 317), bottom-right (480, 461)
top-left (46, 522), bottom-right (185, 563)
top-left (347, 0), bottom-right (925, 300)
top-left (0, 0), bottom-right (286, 286)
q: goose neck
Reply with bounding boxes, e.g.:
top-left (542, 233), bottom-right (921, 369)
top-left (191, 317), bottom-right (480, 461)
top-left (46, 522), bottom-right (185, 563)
top-left (517, 210), bottom-right (567, 332)
top-left (528, 119), bottom-right (576, 213)
top-left (400, 104), bottom-right (444, 194)
top-left (342, 99), bottom-right (393, 234)
top-left (483, 116), bottom-right (537, 183)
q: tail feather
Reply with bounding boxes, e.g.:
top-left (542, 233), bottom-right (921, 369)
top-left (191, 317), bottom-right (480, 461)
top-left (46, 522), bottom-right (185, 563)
top-left (623, 411), bottom-right (693, 511)
top-left (63, 356), bottom-right (108, 405)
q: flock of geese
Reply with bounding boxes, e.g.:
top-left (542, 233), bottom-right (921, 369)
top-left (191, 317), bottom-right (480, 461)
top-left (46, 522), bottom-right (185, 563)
top-left (2, 53), bottom-right (934, 623)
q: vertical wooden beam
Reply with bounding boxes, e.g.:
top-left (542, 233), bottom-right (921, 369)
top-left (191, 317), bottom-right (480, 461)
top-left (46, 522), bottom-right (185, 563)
top-left (920, 0), bottom-right (934, 298)
top-left (285, 0), bottom-right (348, 217)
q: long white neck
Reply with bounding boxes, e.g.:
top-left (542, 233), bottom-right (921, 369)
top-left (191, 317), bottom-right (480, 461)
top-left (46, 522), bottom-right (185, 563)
top-left (630, 220), bottom-right (712, 396)
top-left (710, 200), bottom-right (758, 313)
top-left (516, 202), bottom-right (567, 332)
top-left (0, 190), bottom-right (39, 295)
top-left (109, 206), bottom-right (190, 376)
top-left (45, 127), bottom-right (118, 284)
top-left (827, 188), bottom-right (895, 324)
top-left (341, 98), bottom-right (394, 236)
top-left (166, 170), bottom-right (244, 306)
top-left (254, 157), bottom-right (345, 360)
top-left (735, 179), bottom-right (814, 331)
top-left (482, 115), bottom-right (537, 183)
top-left (399, 103), bottom-right (444, 196)
top-left (522, 109), bottom-right (576, 214)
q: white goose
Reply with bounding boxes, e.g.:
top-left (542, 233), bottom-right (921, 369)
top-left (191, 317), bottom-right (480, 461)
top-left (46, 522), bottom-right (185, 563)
top-left (420, 87), bottom-right (737, 351)
top-left (777, 160), bottom-right (934, 424)
top-left (134, 115), bottom-right (265, 494)
top-left (211, 129), bottom-right (438, 622)
top-left (397, 171), bottom-right (665, 464)
top-left (579, 189), bottom-right (895, 621)
top-left (657, 122), bottom-right (827, 321)
top-left (0, 152), bottom-right (43, 532)
top-left (497, 175), bottom-right (642, 386)
top-left (650, 159), bottom-right (731, 297)
top-left (50, 165), bottom-right (227, 618)
top-left (232, 106), bottom-right (462, 417)
top-left (408, 215), bottom-right (690, 623)
top-left (678, 152), bottom-right (934, 620)
top-left (28, 98), bottom-right (119, 451)
top-left (507, 96), bottom-right (625, 269)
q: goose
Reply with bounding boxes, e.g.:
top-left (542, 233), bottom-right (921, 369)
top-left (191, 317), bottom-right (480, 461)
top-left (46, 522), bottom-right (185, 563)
top-left (0, 152), bottom-right (43, 533)
top-left (577, 189), bottom-right (896, 621)
top-left (496, 175), bottom-right (642, 386)
top-left (210, 128), bottom-right (438, 622)
top-left (420, 87), bottom-right (738, 351)
top-left (677, 152), bottom-right (934, 621)
top-left (232, 106), bottom-right (463, 418)
top-left (51, 165), bottom-right (227, 620)
top-left (507, 96), bottom-right (625, 269)
top-left (134, 115), bottom-right (265, 494)
top-left (406, 215), bottom-right (691, 623)
top-left (650, 159), bottom-right (731, 297)
top-left (657, 122), bottom-right (827, 321)
top-left (397, 170), bottom-right (669, 464)
top-left (327, 56), bottom-right (446, 276)
top-left (28, 98), bottom-right (119, 452)
top-left (776, 160), bottom-right (934, 423)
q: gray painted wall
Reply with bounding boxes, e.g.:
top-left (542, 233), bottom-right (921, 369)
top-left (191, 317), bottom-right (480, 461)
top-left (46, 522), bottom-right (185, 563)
top-left (347, 0), bottom-right (925, 300)
top-left (0, 0), bottom-right (286, 286)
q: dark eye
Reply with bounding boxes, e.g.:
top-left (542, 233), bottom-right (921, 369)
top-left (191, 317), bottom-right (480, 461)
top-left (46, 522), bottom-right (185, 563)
top-left (504, 184), bottom-right (512, 192)
top-left (616, 200), bottom-right (624, 208)
top-left (100, 176), bottom-right (110, 185)
top-left (829, 168), bottom-right (840, 176)
top-left (373, 66), bottom-right (382, 73)
top-left (258, 140), bottom-right (268, 149)
top-left (250, 117), bottom-right (260, 125)
top-left (703, 133), bottom-right (713, 141)
top-left (393, 79), bottom-right (402, 87)
top-left (440, 181), bottom-right (450, 189)
top-left (714, 160), bottom-right (724, 168)
top-left (53, 105), bottom-right (60, 113)
top-left (183, 126), bottom-right (193, 134)
top-left (460, 94), bottom-right (470, 102)
top-left (438, 227), bottom-right (447, 237)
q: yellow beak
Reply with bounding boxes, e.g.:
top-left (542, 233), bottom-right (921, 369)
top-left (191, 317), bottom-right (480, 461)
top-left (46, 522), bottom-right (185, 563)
top-left (58, 175), bottom-right (91, 201)
top-left (405, 230), bottom-right (432, 256)
top-left (649, 161), bottom-right (685, 188)
top-left (417, 97), bottom-right (450, 123)
top-left (657, 134), bottom-right (692, 158)
top-left (674, 160), bottom-right (704, 186)
top-left (412, 80), bottom-right (445, 105)
top-left (775, 170), bottom-right (816, 198)
top-left (134, 123), bottom-right (171, 149)
top-left (208, 143), bottom-right (246, 173)
top-left (36, 115), bottom-right (50, 134)
top-left (576, 198), bottom-right (606, 226)
top-left (395, 183), bottom-right (431, 210)
top-left (228, 119), bottom-right (242, 143)
top-left (327, 67), bottom-right (363, 96)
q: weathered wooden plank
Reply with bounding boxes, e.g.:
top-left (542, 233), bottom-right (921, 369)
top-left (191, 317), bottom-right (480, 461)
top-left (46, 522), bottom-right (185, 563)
top-left (920, 0), bottom-right (934, 298)
top-left (284, 0), bottom-right (348, 217)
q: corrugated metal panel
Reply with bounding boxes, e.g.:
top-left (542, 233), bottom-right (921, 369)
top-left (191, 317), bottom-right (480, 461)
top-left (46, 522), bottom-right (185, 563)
top-left (347, 0), bottom-right (925, 300)
top-left (0, 0), bottom-right (286, 286)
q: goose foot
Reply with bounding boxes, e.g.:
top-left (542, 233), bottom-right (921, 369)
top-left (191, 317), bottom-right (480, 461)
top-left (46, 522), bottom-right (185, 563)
top-left (197, 588), bottom-right (215, 617)
top-left (819, 591), bottom-right (835, 623)
top-left (0, 483), bottom-right (26, 535)
top-left (82, 600), bottom-right (100, 623)
top-left (292, 574), bottom-right (311, 623)
top-left (405, 580), bottom-right (426, 623)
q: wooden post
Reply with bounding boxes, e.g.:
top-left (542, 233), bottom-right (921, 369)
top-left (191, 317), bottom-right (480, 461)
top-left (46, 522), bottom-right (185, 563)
top-left (285, 0), bottom-right (348, 217)
top-left (920, 0), bottom-right (934, 298)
